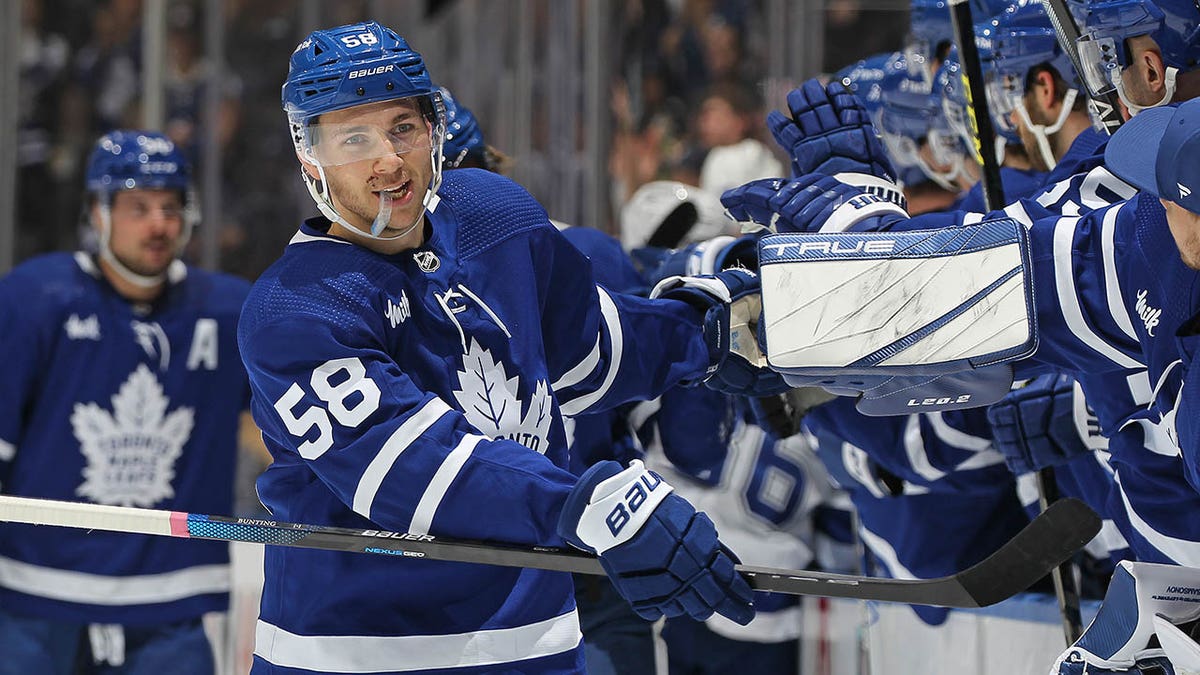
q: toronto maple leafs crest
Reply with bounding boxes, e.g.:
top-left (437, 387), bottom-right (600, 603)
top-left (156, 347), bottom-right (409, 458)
top-left (451, 339), bottom-right (553, 453)
top-left (70, 364), bottom-right (194, 506)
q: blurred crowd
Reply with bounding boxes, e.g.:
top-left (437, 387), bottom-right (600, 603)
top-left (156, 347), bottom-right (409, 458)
top-left (13, 0), bottom-right (907, 281)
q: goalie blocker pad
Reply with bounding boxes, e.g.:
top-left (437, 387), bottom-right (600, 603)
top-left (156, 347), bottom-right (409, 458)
top-left (758, 220), bottom-right (1037, 415)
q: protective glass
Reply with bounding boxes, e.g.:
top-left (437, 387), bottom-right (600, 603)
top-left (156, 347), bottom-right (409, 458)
top-left (1076, 35), bottom-right (1123, 96)
top-left (304, 118), bottom-right (433, 167)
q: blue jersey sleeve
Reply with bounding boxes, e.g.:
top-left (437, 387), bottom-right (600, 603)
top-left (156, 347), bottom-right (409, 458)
top-left (532, 225), bottom-right (712, 417)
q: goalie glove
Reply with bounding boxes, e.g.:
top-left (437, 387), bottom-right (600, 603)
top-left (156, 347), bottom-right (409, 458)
top-left (768, 78), bottom-right (899, 186)
top-left (722, 174), bottom-right (909, 234)
top-left (651, 268), bottom-right (790, 397)
top-left (986, 373), bottom-right (1105, 476)
top-left (558, 460), bottom-right (755, 625)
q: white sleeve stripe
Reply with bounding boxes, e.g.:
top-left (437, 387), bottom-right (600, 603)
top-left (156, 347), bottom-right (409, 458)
top-left (858, 526), bottom-right (917, 580)
top-left (903, 416), bottom-right (946, 483)
top-left (551, 333), bottom-right (601, 392)
top-left (926, 412), bottom-right (994, 452)
top-left (353, 398), bottom-right (452, 520)
top-left (1114, 472), bottom-right (1200, 566)
top-left (1002, 202), bottom-right (1033, 227)
top-left (1101, 204), bottom-right (1139, 340)
top-left (1052, 216), bottom-right (1145, 369)
top-left (962, 212), bottom-right (986, 225)
top-left (558, 288), bottom-right (623, 416)
top-left (409, 434), bottom-right (484, 535)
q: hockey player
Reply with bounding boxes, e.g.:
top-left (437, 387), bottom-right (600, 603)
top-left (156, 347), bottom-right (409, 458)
top-left (0, 130), bottom-right (252, 674)
top-left (239, 22), bottom-right (763, 674)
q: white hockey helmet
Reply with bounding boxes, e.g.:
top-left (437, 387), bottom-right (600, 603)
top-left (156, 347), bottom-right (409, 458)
top-left (619, 181), bottom-right (733, 251)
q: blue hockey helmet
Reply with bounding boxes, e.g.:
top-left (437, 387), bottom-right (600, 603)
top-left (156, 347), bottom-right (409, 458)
top-left (906, 0), bottom-right (1013, 78)
top-left (879, 50), bottom-right (969, 189)
top-left (832, 52), bottom-right (893, 120)
top-left (283, 22), bottom-right (447, 239)
top-left (438, 86), bottom-right (488, 169)
top-left (1074, 0), bottom-right (1200, 104)
top-left (85, 130), bottom-right (192, 195)
top-left (987, 0), bottom-right (1082, 168)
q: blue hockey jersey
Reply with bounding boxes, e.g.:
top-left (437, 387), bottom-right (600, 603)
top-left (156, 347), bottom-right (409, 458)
top-left (238, 169), bottom-right (713, 674)
top-left (0, 252), bottom-right (249, 624)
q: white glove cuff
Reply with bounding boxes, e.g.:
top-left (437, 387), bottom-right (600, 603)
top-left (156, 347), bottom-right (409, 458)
top-left (573, 460), bottom-right (674, 555)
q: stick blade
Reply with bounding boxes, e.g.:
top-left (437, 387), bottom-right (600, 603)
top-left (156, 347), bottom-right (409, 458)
top-left (955, 497), bottom-right (1101, 607)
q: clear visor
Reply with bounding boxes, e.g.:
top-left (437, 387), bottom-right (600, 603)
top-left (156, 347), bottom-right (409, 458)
top-left (926, 127), bottom-right (963, 168)
top-left (986, 71), bottom-right (1024, 136)
top-left (878, 125), bottom-right (924, 170)
top-left (942, 96), bottom-right (973, 152)
top-left (303, 118), bottom-right (434, 168)
top-left (1076, 35), bottom-right (1123, 96)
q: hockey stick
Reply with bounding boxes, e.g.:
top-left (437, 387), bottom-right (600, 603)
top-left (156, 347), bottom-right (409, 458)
top-left (1038, 0), bottom-right (1125, 134)
top-left (949, 0), bottom-right (1005, 211)
top-left (0, 494), bottom-right (1100, 608)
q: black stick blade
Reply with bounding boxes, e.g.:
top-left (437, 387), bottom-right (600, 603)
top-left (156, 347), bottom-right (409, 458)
top-left (736, 497), bottom-right (1101, 608)
top-left (955, 497), bottom-right (1101, 607)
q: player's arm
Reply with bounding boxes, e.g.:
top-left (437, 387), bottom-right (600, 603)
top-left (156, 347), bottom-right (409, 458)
top-left (533, 226), bottom-right (780, 415)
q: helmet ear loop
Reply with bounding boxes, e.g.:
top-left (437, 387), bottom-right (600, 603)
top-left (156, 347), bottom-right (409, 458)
top-left (1013, 88), bottom-right (1078, 171)
top-left (1113, 64), bottom-right (1178, 116)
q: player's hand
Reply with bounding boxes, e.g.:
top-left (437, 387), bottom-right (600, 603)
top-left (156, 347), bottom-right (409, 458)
top-left (768, 78), bottom-right (897, 182)
top-left (722, 174), bottom-right (909, 234)
top-left (640, 234), bottom-right (761, 286)
top-left (650, 268), bottom-right (790, 396)
top-left (986, 373), bottom-right (1100, 476)
top-left (558, 460), bottom-right (755, 625)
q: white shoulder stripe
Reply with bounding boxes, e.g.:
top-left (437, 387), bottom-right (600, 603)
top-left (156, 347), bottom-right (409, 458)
top-left (409, 434), bottom-right (485, 535)
top-left (254, 611), bottom-right (581, 672)
top-left (1052, 215), bottom-right (1144, 370)
top-left (558, 287), bottom-right (623, 416)
top-left (1100, 204), bottom-right (1139, 341)
top-left (353, 398), bottom-right (452, 520)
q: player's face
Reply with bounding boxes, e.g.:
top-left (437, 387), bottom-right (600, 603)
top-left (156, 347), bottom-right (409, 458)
top-left (308, 98), bottom-right (433, 245)
top-left (1162, 198), bottom-right (1200, 270)
top-left (100, 189), bottom-right (184, 276)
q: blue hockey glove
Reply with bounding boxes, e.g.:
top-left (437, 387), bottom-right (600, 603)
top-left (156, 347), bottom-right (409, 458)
top-left (651, 268), bottom-right (790, 396)
top-left (986, 373), bottom-right (1102, 476)
top-left (768, 78), bottom-right (897, 183)
top-left (640, 234), bottom-right (761, 287)
top-left (722, 174), bottom-right (909, 234)
top-left (558, 460), bottom-right (755, 625)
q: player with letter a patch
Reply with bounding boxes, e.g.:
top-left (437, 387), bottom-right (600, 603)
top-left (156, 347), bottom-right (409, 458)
top-left (0, 130), bottom-right (252, 674)
top-left (237, 21), bottom-right (775, 675)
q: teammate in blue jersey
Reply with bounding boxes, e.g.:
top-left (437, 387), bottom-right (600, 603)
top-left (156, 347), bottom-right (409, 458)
top-left (0, 130), bottom-right (252, 675)
top-left (238, 22), bottom-right (762, 675)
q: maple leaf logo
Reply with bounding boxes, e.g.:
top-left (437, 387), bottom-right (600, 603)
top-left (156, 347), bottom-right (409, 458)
top-left (70, 364), bottom-right (194, 506)
top-left (452, 339), bottom-right (553, 453)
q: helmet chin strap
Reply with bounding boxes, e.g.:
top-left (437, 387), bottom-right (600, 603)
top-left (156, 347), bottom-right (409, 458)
top-left (1015, 88), bottom-right (1078, 171)
top-left (1113, 66), bottom-right (1177, 116)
